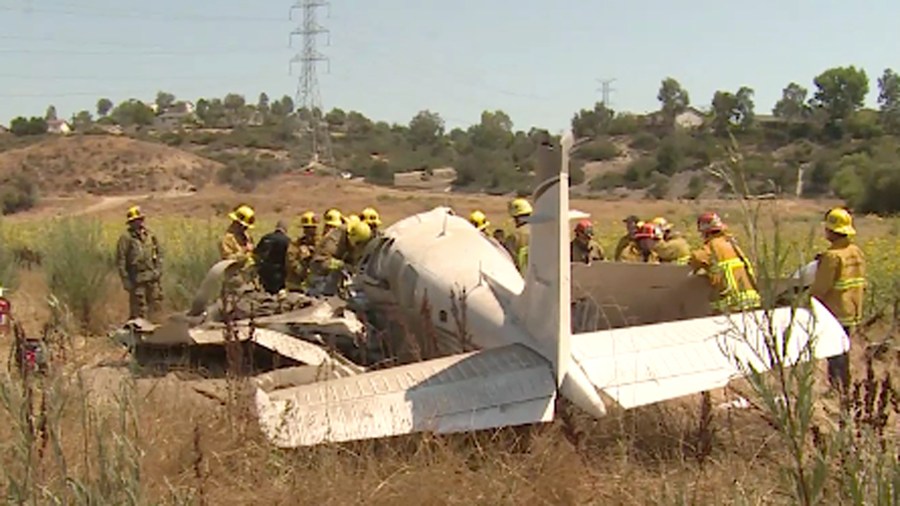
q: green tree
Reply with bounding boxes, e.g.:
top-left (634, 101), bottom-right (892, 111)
top-left (9, 116), bottom-right (47, 136)
top-left (72, 110), bottom-right (93, 131)
top-left (407, 110), bottom-right (445, 149)
top-left (657, 77), bottom-right (690, 127)
top-left (877, 68), bottom-right (899, 133)
top-left (811, 66), bottom-right (869, 123)
top-left (45, 105), bottom-right (57, 121)
top-left (469, 110), bottom-right (513, 150)
top-left (773, 82), bottom-right (810, 121)
top-left (257, 92), bottom-right (270, 115)
top-left (571, 102), bottom-right (614, 138)
top-left (155, 91), bottom-right (176, 112)
top-left (711, 86), bottom-right (755, 135)
top-left (110, 99), bottom-right (155, 126)
top-left (97, 98), bottom-right (113, 117)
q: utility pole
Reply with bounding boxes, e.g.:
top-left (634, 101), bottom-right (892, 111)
top-left (596, 78), bottom-right (616, 108)
top-left (290, 0), bottom-right (332, 167)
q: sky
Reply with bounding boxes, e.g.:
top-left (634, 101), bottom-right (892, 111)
top-left (0, 0), bottom-right (897, 132)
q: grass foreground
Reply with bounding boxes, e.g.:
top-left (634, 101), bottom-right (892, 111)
top-left (0, 194), bottom-right (898, 505)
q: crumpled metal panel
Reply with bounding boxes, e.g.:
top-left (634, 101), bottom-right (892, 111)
top-left (255, 344), bottom-right (556, 448)
top-left (570, 299), bottom-right (849, 410)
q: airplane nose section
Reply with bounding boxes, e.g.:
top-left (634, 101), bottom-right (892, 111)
top-left (560, 362), bottom-right (607, 418)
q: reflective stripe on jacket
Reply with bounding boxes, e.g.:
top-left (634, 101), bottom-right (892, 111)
top-left (690, 233), bottom-right (760, 312)
top-left (810, 237), bottom-right (866, 327)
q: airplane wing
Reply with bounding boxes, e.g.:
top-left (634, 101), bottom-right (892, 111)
top-left (569, 299), bottom-right (849, 410)
top-left (254, 343), bottom-right (556, 448)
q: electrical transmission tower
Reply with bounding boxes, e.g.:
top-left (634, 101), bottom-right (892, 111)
top-left (290, 0), bottom-right (332, 166)
top-left (596, 78), bottom-right (617, 108)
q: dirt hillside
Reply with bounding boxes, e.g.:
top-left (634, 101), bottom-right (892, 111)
top-left (0, 135), bottom-right (222, 195)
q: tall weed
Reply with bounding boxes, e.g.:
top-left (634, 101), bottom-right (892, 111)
top-left (41, 218), bottom-right (113, 332)
top-left (159, 219), bottom-right (221, 310)
top-left (710, 137), bottom-right (899, 505)
top-left (0, 219), bottom-right (19, 290)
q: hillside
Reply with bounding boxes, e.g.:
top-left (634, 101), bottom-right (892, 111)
top-left (0, 135), bottom-right (221, 196)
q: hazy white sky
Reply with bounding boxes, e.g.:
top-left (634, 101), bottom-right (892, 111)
top-left (0, 0), bottom-right (896, 131)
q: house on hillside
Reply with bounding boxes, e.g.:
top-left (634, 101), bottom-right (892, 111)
top-left (0, 124), bottom-right (9, 135)
top-left (46, 119), bottom-right (72, 135)
top-left (644, 107), bottom-right (707, 130)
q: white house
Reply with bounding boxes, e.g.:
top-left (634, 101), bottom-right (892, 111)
top-left (46, 119), bottom-right (72, 135)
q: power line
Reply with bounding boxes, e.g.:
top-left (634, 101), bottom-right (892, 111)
top-left (596, 78), bottom-right (616, 108)
top-left (0, 34), bottom-right (286, 52)
top-left (290, 0), bottom-right (332, 166)
top-left (0, 2), bottom-right (284, 23)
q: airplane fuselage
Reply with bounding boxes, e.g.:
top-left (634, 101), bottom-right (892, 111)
top-left (356, 207), bottom-right (538, 358)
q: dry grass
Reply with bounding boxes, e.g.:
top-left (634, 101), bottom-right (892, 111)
top-left (1, 180), bottom-right (898, 505)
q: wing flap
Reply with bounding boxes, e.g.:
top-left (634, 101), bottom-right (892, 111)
top-left (571, 300), bottom-right (849, 410)
top-left (255, 344), bottom-right (556, 447)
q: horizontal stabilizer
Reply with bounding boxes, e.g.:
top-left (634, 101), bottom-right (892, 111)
top-left (571, 299), bottom-right (849, 410)
top-left (255, 344), bottom-right (556, 448)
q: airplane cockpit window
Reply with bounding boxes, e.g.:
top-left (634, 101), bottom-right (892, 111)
top-left (397, 264), bottom-right (419, 308)
top-left (362, 237), bottom-right (393, 278)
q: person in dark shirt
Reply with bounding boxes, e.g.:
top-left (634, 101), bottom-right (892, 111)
top-left (255, 219), bottom-right (291, 294)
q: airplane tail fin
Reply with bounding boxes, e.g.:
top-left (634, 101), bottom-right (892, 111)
top-left (511, 132), bottom-right (575, 386)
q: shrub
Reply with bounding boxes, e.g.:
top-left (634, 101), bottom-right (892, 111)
top-left (685, 174), bottom-right (705, 200)
top-left (656, 136), bottom-right (686, 176)
top-left (624, 157), bottom-right (657, 188)
top-left (1, 174), bottom-right (39, 215)
top-left (41, 218), bottom-right (113, 331)
top-left (0, 220), bottom-right (18, 290)
top-left (589, 172), bottom-right (625, 191)
top-left (577, 139), bottom-right (620, 162)
top-left (608, 113), bottom-right (641, 135)
top-left (647, 171), bottom-right (670, 199)
top-left (629, 132), bottom-right (659, 151)
top-left (570, 161), bottom-right (586, 186)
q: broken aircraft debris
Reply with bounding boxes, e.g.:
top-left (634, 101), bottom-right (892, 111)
top-left (253, 132), bottom-right (851, 448)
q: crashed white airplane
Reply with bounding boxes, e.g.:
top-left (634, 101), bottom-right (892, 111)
top-left (254, 131), bottom-right (850, 448)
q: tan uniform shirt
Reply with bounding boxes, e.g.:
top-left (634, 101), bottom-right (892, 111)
top-left (810, 237), bottom-right (866, 327)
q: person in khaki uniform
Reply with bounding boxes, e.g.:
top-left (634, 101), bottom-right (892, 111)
top-left (811, 207), bottom-right (866, 392)
top-left (570, 219), bottom-right (605, 264)
top-left (614, 215), bottom-right (643, 261)
top-left (620, 222), bottom-right (661, 263)
top-left (468, 210), bottom-right (491, 236)
top-left (503, 198), bottom-right (532, 273)
top-left (286, 211), bottom-right (320, 291)
top-left (221, 204), bottom-right (256, 264)
top-left (220, 204), bottom-right (257, 294)
top-left (322, 208), bottom-right (343, 237)
top-left (116, 206), bottom-right (163, 320)
top-left (651, 216), bottom-right (692, 265)
top-left (361, 207), bottom-right (383, 237)
top-left (310, 220), bottom-right (373, 295)
top-left (689, 212), bottom-right (760, 314)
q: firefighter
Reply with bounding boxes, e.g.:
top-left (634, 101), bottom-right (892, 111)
top-left (689, 212), bottom-right (760, 314)
top-left (254, 219), bottom-right (291, 294)
top-left (571, 219), bottom-right (605, 264)
top-left (652, 216), bottom-right (691, 265)
top-left (286, 211), bottom-right (320, 291)
top-left (614, 215), bottom-right (643, 261)
top-left (310, 218), bottom-right (372, 296)
top-left (503, 198), bottom-right (532, 273)
top-left (322, 208), bottom-right (343, 236)
top-left (468, 210), bottom-right (490, 236)
top-left (221, 204), bottom-right (256, 264)
top-left (116, 206), bottom-right (163, 320)
top-left (361, 207), bottom-right (383, 236)
top-left (620, 222), bottom-right (661, 263)
top-left (810, 207), bottom-right (866, 392)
